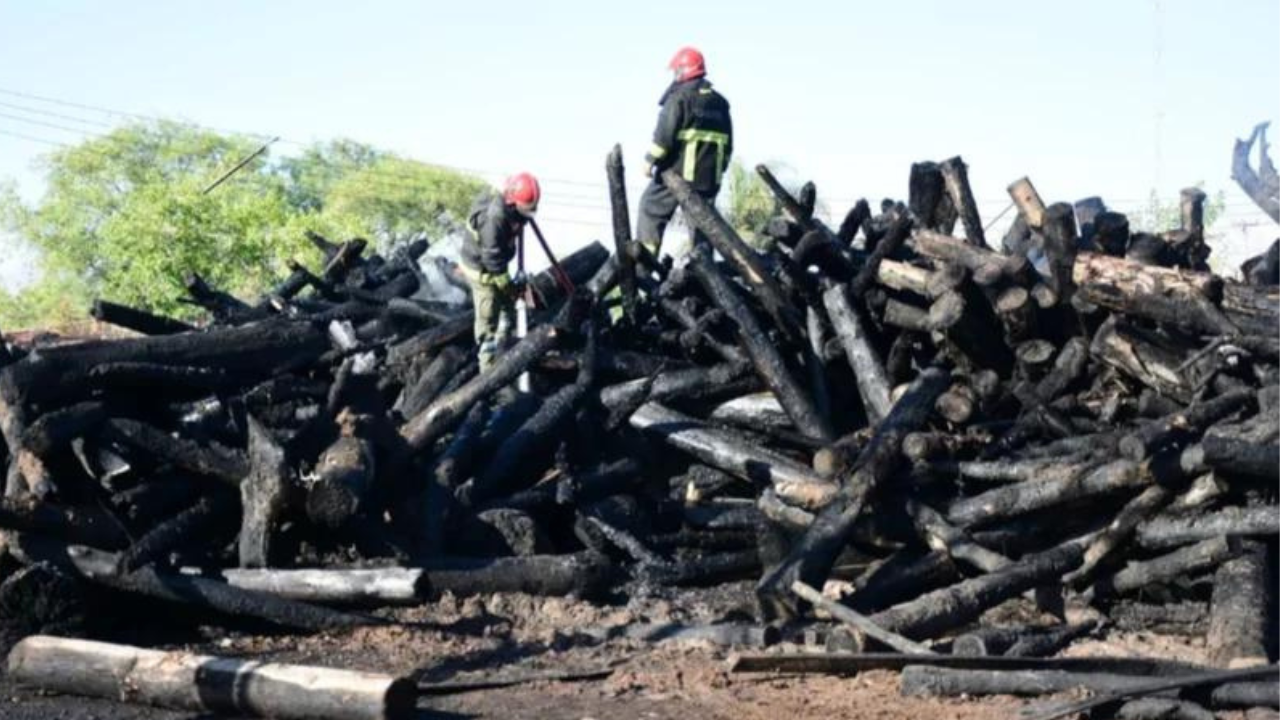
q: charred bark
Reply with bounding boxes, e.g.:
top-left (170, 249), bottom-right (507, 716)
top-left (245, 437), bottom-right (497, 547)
top-left (822, 282), bottom-right (892, 422)
top-left (91, 300), bottom-right (196, 336)
top-left (664, 169), bottom-right (801, 339)
top-left (400, 324), bottom-right (561, 451)
top-left (1136, 505), bottom-right (1279, 550)
top-left (1206, 542), bottom-right (1270, 668)
top-left (868, 538), bottom-right (1087, 640)
top-left (755, 367), bottom-right (948, 619)
top-left (689, 246), bottom-right (832, 441)
top-left (606, 145), bottom-right (638, 321)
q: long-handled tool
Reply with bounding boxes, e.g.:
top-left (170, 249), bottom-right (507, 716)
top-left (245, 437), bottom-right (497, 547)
top-left (527, 218), bottom-right (576, 296)
top-left (514, 231), bottom-right (532, 392)
top-left (514, 219), bottom-right (573, 393)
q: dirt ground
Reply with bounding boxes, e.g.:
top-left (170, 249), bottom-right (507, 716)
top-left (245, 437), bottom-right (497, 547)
top-left (1, 579), bottom-right (1268, 720)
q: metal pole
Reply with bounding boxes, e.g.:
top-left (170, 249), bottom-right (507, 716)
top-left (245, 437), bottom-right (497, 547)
top-left (515, 230), bottom-right (530, 392)
top-left (202, 137), bottom-right (279, 195)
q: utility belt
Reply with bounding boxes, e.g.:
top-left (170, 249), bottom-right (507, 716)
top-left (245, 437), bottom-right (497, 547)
top-left (458, 263), bottom-right (511, 289)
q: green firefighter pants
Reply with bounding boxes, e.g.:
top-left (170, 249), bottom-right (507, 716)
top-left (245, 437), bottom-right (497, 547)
top-left (468, 272), bottom-right (516, 372)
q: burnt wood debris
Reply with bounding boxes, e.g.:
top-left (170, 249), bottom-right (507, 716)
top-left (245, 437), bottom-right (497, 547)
top-left (0, 133), bottom-right (1278, 718)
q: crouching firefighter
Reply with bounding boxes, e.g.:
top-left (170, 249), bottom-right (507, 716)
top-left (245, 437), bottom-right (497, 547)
top-left (460, 172), bottom-right (540, 371)
top-left (637, 46), bottom-right (733, 258)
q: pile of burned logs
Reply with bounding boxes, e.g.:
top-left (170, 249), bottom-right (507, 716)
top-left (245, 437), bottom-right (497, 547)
top-left (0, 142), bottom-right (1277, 718)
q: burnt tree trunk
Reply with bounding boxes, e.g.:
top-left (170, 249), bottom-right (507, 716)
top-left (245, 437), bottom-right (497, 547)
top-left (239, 417), bottom-right (291, 568)
top-left (1119, 389), bottom-right (1256, 461)
top-left (418, 552), bottom-right (612, 599)
top-left (1201, 413), bottom-right (1279, 479)
top-left (1230, 121), bottom-right (1280, 222)
top-left (91, 300), bottom-right (195, 336)
top-left (304, 428), bottom-right (375, 530)
top-left (1040, 203), bottom-right (1079, 303)
top-left (689, 246), bottom-right (833, 442)
top-left (1137, 505), bottom-right (1280, 550)
top-left (822, 282), bottom-right (892, 422)
top-left (90, 566), bottom-right (374, 631)
top-left (630, 402), bottom-right (828, 488)
top-left (463, 329), bottom-right (597, 506)
top-left (1, 320), bottom-right (327, 407)
top-left (415, 402), bottom-right (489, 558)
top-left (868, 538), bottom-right (1087, 640)
top-left (395, 345), bottom-right (469, 420)
top-left (939, 156), bottom-right (986, 248)
top-left (0, 497), bottom-right (129, 549)
top-left (400, 324), bottom-right (561, 451)
top-left (1090, 318), bottom-right (1205, 404)
top-left (909, 230), bottom-right (1030, 287)
top-left (101, 418), bottom-right (248, 485)
top-left (1007, 176), bottom-right (1047, 229)
top-left (6, 636), bottom-right (414, 720)
top-left (1206, 542), bottom-right (1270, 668)
top-left (1092, 537), bottom-right (1240, 599)
top-left (852, 216), bottom-right (914, 298)
top-left (755, 367), bottom-right (949, 619)
top-left (947, 460), bottom-right (1144, 528)
top-left (901, 666), bottom-right (1181, 699)
top-left (118, 492), bottom-right (237, 572)
top-left (906, 500), bottom-right (1011, 574)
top-left (663, 169), bottom-right (801, 340)
top-left (908, 161), bottom-right (957, 233)
top-left (600, 363), bottom-right (751, 412)
top-left (606, 144), bottom-right (638, 322)
top-left (1072, 252), bottom-right (1237, 336)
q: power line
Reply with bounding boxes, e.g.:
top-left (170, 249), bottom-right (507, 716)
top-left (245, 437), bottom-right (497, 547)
top-left (0, 86), bottom-right (1267, 223)
top-left (0, 99), bottom-right (116, 128)
top-left (0, 135), bottom-right (606, 230)
top-left (0, 110), bottom-right (105, 137)
top-left (0, 128), bottom-right (66, 147)
top-left (0, 121), bottom-right (1262, 221)
top-left (0, 111), bottom-right (616, 207)
top-left (0, 124), bottom-right (614, 213)
top-left (0, 85), bottom-right (616, 191)
top-left (0, 86), bottom-right (276, 141)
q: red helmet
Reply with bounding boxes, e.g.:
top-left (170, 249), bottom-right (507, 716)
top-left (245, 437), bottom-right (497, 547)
top-left (668, 46), bottom-right (706, 82)
top-left (503, 172), bottom-right (540, 216)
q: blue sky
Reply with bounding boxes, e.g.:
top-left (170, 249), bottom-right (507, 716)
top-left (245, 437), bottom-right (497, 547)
top-left (1, 0), bottom-right (1277, 283)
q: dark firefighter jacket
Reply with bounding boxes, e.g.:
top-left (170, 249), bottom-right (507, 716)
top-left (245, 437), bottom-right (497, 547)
top-left (460, 192), bottom-right (525, 277)
top-left (643, 77), bottom-right (733, 193)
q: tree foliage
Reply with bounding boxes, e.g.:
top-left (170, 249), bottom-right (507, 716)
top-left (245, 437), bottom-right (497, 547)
top-left (278, 139), bottom-right (385, 212)
top-left (720, 161), bottom-right (777, 249)
top-left (1128, 186), bottom-right (1227, 233)
top-left (322, 156), bottom-right (485, 251)
top-left (0, 122), bottom-right (484, 326)
top-left (720, 160), bottom-right (818, 251)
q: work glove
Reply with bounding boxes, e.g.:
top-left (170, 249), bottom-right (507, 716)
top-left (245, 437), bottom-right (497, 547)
top-left (642, 162), bottom-right (656, 180)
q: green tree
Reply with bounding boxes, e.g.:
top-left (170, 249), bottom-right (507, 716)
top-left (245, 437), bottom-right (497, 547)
top-left (720, 161), bottom-right (775, 248)
top-left (0, 121), bottom-right (305, 319)
top-left (1128, 186), bottom-right (1226, 232)
top-left (719, 160), bottom-right (819, 251)
top-left (318, 156), bottom-right (486, 252)
top-left (277, 139), bottom-right (384, 212)
top-left (0, 123), bottom-right (487, 326)
top-left (0, 269), bottom-right (91, 330)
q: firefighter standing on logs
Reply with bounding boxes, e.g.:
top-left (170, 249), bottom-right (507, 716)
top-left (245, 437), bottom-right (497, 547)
top-left (637, 46), bottom-right (734, 257)
top-left (460, 172), bottom-right (540, 371)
